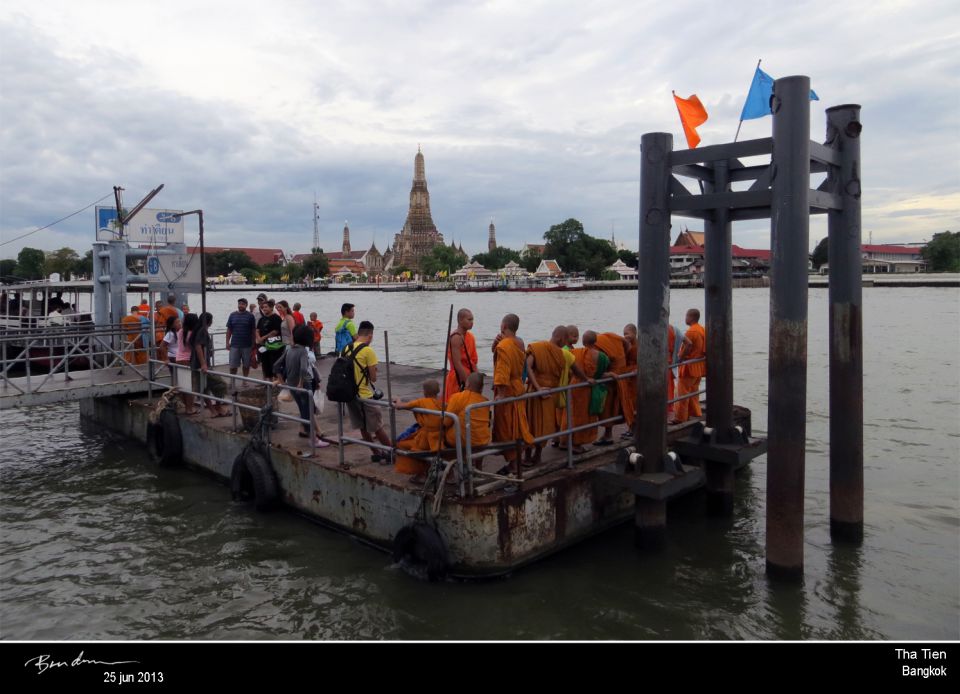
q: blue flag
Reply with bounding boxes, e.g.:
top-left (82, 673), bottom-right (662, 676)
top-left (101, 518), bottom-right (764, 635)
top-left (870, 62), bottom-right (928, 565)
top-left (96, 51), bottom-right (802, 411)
top-left (739, 66), bottom-right (819, 121)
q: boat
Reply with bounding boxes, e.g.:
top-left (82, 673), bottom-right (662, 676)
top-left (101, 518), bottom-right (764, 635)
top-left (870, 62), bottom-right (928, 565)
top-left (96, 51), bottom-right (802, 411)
top-left (454, 279), bottom-right (500, 292)
top-left (504, 275), bottom-right (586, 292)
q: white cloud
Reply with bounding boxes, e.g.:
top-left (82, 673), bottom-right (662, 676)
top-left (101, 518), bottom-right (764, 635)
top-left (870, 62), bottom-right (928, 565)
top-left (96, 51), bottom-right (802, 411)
top-left (2, 0), bottom-right (958, 259)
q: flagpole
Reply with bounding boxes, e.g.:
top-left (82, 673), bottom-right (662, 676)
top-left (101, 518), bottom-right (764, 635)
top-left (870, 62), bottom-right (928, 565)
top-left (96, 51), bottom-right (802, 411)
top-left (734, 58), bottom-right (762, 142)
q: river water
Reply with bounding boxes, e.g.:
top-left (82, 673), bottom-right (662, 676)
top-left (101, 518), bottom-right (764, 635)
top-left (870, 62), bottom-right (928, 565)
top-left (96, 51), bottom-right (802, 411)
top-left (1, 287), bottom-right (957, 640)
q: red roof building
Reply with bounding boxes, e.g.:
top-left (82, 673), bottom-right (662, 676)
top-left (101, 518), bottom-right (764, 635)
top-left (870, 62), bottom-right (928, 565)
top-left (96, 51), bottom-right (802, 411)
top-left (189, 246), bottom-right (286, 266)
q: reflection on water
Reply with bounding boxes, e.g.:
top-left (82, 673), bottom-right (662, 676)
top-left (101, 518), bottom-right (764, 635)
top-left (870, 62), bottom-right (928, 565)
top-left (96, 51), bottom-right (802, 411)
top-left (1, 288), bottom-right (958, 639)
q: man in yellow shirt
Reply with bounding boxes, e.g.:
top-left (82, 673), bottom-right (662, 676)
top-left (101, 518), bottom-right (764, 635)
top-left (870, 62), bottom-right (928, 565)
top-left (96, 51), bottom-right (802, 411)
top-left (342, 321), bottom-right (392, 461)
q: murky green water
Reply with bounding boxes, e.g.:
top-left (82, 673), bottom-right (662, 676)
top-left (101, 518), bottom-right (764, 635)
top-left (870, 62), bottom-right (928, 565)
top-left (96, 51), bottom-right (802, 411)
top-left (2, 287), bottom-right (957, 639)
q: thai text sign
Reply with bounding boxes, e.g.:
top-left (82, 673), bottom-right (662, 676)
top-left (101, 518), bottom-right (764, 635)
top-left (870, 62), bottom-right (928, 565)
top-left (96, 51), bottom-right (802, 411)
top-left (96, 206), bottom-right (185, 244)
top-left (146, 252), bottom-right (202, 292)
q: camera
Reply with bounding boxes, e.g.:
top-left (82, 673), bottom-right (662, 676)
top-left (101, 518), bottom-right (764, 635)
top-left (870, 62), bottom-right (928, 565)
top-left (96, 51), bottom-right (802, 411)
top-left (371, 388), bottom-right (384, 400)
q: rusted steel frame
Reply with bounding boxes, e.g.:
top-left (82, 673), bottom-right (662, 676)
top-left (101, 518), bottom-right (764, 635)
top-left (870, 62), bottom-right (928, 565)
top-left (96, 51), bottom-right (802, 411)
top-left (765, 76), bottom-right (812, 581)
top-left (826, 103), bottom-right (864, 544)
top-left (704, 158), bottom-right (734, 441)
top-left (670, 137), bottom-right (772, 166)
top-left (637, 131), bottom-right (672, 477)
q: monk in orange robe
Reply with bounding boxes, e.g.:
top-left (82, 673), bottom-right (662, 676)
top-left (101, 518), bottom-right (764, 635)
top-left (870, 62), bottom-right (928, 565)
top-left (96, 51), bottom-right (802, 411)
top-left (675, 308), bottom-right (707, 423)
top-left (121, 306), bottom-right (147, 365)
top-left (444, 308), bottom-right (478, 403)
top-left (492, 313), bottom-right (534, 464)
top-left (666, 324), bottom-right (677, 422)
top-left (525, 326), bottom-right (588, 464)
top-left (595, 331), bottom-right (631, 444)
top-left (445, 372), bottom-right (492, 467)
top-left (393, 379), bottom-right (444, 476)
top-left (569, 330), bottom-right (612, 450)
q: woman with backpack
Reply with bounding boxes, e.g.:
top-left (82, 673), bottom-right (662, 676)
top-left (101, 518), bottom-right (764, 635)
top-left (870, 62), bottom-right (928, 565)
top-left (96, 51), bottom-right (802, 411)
top-left (285, 325), bottom-right (329, 450)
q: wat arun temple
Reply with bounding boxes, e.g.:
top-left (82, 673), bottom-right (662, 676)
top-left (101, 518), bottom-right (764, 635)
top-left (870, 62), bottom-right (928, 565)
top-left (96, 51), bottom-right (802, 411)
top-left (388, 146), bottom-right (465, 272)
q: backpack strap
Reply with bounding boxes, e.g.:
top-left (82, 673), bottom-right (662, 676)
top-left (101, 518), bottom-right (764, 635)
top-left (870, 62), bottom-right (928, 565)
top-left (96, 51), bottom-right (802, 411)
top-left (344, 342), bottom-right (371, 387)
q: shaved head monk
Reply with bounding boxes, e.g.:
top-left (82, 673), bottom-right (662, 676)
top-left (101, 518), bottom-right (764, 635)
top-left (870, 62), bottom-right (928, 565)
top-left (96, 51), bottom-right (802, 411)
top-left (568, 330), bottom-right (613, 452)
top-left (445, 372), bottom-right (492, 467)
top-left (619, 324), bottom-right (639, 440)
top-left (675, 308), bottom-right (707, 423)
top-left (492, 313), bottom-right (533, 467)
top-left (565, 325), bottom-right (579, 349)
top-left (594, 331), bottom-right (632, 444)
top-left (525, 326), bottom-right (589, 464)
top-left (444, 308), bottom-right (478, 403)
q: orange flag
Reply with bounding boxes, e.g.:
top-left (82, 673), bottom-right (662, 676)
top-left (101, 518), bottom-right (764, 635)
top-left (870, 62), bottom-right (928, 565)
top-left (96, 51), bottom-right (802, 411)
top-left (672, 92), bottom-right (709, 149)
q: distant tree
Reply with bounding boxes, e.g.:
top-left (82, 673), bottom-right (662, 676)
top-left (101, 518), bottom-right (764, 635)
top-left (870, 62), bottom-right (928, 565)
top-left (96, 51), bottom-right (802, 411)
top-left (284, 264), bottom-right (304, 283)
top-left (811, 237), bottom-right (829, 269)
top-left (15, 247), bottom-right (46, 280)
top-left (471, 246), bottom-right (522, 270)
top-left (617, 249), bottom-right (638, 268)
top-left (921, 231), bottom-right (959, 272)
top-left (0, 258), bottom-right (18, 280)
top-left (391, 265), bottom-right (410, 278)
top-left (521, 250), bottom-right (541, 273)
top-left (301, 252), bottom-right (330, 279)
top-left (422, 244), bottom-right (464, 277)
top-left (542, 218), bottom-right (617, 279)
top-left (72, 250), bottom-right (93, 279)
top-left (240, 268), bottom-right (260, 283)
top-left (45, 247), bottom-right (80, 279)
top-left (261, 265), bottom-right (285, 283)
top-left (206, 250), bottom-right (259, 276)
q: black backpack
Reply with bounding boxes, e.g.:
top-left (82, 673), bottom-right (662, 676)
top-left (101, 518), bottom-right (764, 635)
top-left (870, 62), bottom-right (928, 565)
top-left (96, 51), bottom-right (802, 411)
top-left (325, 343), bottom-right (368, 403)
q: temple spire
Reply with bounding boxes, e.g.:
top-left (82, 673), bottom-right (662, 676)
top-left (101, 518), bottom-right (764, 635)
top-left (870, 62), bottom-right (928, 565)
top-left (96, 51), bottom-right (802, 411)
top-left (488, 219), bottom-right (497, 252)
top-left (342, 220), bottom-right (351, 254)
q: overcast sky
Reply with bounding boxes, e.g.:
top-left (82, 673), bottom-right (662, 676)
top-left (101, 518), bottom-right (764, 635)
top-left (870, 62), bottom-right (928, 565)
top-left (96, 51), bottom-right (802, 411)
top-left (1, 0), bottom-right (957, 260)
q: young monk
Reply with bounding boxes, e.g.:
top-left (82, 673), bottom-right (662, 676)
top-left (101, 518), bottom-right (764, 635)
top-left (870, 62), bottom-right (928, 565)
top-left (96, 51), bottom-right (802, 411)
top-left (675, 308), bottom-right (707, 423)
top-left (525, 326), bottom-right (589, 464)
top-left (594, 331), bottom-right (631, 444)
top-left (393, 379), bottom-right (444, 476)
top-left (445, 372), bottom-right (491, 466)
top-left (666, 323), bottom-right (677, 423)
top-left (121, 306), bottom-right (148, 365)
top-left (492, 313), bottom-right (533, 467)
top-left (619, 324), bottom-right (639, 439)
top-left (444, 308), bottom-right (478, 403)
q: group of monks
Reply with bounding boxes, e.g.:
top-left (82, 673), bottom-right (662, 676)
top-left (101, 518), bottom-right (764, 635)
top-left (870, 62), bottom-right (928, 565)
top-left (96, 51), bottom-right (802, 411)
top-left (387, 307), bottom-right (707, 478)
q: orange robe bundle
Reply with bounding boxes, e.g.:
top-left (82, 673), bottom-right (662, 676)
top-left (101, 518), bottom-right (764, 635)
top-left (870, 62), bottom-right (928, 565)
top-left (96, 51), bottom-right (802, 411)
top-left (525, 340), bottom-right (570, 440)
top-left (444, 390), bottom-right (492, 454)
top-left (121, 314), bottom-right (147, 365)
top-left (395, 396), bottom-right (444, 475)
top-left (621, 338), bottom-right (638, 429)
top-left (569, 347), bottom-right (600, 446)
top-left (492, 336), bottom-right (534, 461)
top-left (595, 332), bottom-right (633, 427)
top-left (676, 323), bottom-right (707, 422)
top-left (444, 331), bottom-right (478, 403)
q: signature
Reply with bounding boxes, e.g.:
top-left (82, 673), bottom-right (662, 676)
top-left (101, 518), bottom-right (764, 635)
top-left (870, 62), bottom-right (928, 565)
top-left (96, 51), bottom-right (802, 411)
top-left (24, 651), bottom-right (140, 675)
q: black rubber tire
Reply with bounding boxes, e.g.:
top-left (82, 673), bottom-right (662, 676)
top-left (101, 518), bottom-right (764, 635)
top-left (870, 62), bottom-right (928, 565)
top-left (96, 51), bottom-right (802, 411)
top-left (148, 409), bottom-right (183, 467)
top-left (392, 522), bottom-right (449, 581)
top-left (244, 448), bottom-right (279, 511)
top-left (230, 453), bottom-right (250, 502)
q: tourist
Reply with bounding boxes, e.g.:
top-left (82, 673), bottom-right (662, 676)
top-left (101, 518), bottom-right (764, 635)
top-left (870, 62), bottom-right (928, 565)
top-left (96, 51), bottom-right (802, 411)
top-left (392, 379), bottom-right (444, 477)
top-left (190, 312), bottom-right (229, 417)
top-left (276, 300), bottom-right (296, 348)
top-left (675, 308), bottom-right (707, 423)
top-left (255, 300), bottom-right (284, 384)
top-left (444, 308), bottom-right (478, 403)
top-left (251, 293), bottom-right (268, 321)
top-left (445, 372), bottom-right (492, 462)
top-left (162, 315), bottom-right (181, 385)
top-left (308, 312), bottom-right (324, 359)
top-left (342, 320), bottom-right (391, 461)
top-left (176, 313), bottom-right (199, 413)
top-left (291, 302), bottom-right (306, 327)
top-left (524, 326), bottom-right (588, 465)
top-left (284, 324), bottom-right (329, 450)
top-left (334, 303), bottom-right (357, 355)
top-left (491, 313), bottom-right (533, 469)
top-left (46, 306), bottom-right (65, 327)
top-left (225, 298), bottom-right (257, 378)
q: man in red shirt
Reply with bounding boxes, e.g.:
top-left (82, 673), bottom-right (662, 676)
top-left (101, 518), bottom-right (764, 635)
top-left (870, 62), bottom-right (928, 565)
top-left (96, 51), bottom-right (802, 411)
top-left (292, 302), bottom-right (306, 327)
